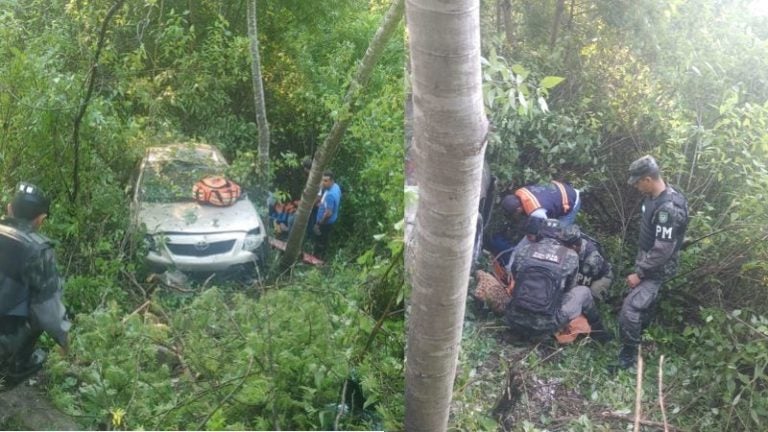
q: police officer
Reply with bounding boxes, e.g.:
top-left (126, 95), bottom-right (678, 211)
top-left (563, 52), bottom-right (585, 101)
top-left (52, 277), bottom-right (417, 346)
top-left (618, 156), bottom-right (689, 369)
top-left (505, 219), bottom-right (610, 343)
top-left (0, 182), bottom-right (70, 387)
top-left (560, 225), bottom-right (614, 302)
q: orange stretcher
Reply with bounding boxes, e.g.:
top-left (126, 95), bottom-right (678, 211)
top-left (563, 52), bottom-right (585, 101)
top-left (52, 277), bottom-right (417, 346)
top-left (268, 237), bottom-right (325, 266)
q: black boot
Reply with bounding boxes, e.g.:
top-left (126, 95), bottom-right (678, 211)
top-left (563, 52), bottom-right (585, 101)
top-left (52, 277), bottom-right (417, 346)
top-left (584, 308), bottom-right (612, 344)
top-left (588, 319), bottom-right (613, 344)
top-left (618, 345), bottom-right (638, 369)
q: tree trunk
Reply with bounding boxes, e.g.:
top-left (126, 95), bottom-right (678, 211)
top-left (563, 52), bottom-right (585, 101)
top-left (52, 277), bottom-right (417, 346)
top-left (549, 0), bottom-right (565, 50)
top-left (247, 0), bottom-right (270, 184)
top-left (278, 0), bottom-right (405, 269)
top-left (404, 0), bottom-right (488, 430)
top-left (501, 0), bottom-right (514, 47)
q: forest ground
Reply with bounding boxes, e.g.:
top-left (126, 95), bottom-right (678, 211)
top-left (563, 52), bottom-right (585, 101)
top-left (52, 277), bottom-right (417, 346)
top-left (0, 378), bottom-right (80, 430)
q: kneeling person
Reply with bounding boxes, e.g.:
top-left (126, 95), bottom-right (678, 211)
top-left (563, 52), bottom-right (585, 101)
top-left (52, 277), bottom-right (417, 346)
top-left (560, 225), bottom-right (614, 302)
top-left (505, 220), bottom-right (609, 342)
top-left (0, 182), bottom-right (70, 387)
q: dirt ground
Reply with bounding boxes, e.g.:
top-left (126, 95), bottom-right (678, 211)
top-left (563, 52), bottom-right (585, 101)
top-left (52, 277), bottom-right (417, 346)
top-left (0, 377), bottom-right (80, 431)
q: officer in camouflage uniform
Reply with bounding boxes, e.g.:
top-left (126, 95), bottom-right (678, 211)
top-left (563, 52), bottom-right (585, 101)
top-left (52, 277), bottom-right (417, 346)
top-left (505, 219), bottom-right (610, 342)
top-left (560, 225), bottom-right (614, 302)
top-left (0, 182), bottom-right (70, 387)
top-left (618, 156), bottom-right (689, 369)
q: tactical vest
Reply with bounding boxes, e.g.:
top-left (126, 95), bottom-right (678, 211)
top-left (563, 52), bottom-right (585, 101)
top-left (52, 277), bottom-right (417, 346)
top-left (515, 181), bottom-right (577, 218)
top-left (638, 186), bottom-right (688, 253)
top-left (511, 240), bottom-right (569, 316)
top-left (0, 221), bottom-right (48, 317)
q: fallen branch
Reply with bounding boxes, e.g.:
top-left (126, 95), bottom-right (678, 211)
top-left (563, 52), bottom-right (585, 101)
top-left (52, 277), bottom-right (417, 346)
top-left (635, 346), bottom-right (644, 432)
top-left (334, 378), bottom-right (349, 431)
top-left (122, 300), bottom-right (151, 324)
top-left (121, 269), bottom-right (148, 300)
top-left (599, 412), bottom-right (682, 432)
top-left (659, 355), bottom-right (669, 432)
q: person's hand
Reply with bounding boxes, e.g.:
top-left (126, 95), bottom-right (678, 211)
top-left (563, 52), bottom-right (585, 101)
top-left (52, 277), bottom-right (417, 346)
top-left (313, 224), bottom-right (322, 236)
top-left (626, 273), bottom-right (641, 289)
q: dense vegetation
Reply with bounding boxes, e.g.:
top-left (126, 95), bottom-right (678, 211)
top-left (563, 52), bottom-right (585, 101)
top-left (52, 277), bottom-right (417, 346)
top-left (452, 0), bottom-right (768, 430)
top-left (1, 0), bottom-right (404, 429)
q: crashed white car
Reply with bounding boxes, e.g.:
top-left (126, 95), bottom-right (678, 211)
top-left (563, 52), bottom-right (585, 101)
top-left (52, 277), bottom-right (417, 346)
top-left (131, 143), bottom-right (268, 274)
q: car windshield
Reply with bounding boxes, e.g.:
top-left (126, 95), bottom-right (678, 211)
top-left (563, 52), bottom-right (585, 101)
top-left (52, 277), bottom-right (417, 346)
top-left (140, 158), bottom-right (226, 203)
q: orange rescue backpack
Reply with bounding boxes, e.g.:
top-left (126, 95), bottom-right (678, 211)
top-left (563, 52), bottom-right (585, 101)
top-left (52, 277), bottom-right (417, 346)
top-left (193, 176), bottom-right (242, 207)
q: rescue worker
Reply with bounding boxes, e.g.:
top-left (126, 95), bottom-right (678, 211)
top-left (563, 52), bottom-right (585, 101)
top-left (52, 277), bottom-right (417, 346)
top-left (0, 182), bottom-right (70, 387)
top-left (617, 156), bottom-right (689, 370)
top-left (312, 171), bottom-right (341, 259)
top-left (560, 225), bottom-right (614, 302)
top-left (505, 219), bottom-right (610, 343)
top-left (500, 180), bottom-right (581, 226)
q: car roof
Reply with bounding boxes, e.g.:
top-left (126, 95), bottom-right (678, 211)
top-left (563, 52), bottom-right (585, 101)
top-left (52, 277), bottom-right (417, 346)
top-left (145, 143), bottom-right (228, 166)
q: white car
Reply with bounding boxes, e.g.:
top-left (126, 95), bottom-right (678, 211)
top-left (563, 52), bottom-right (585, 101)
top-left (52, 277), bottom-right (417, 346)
top-left (131, 143), bottom-right (268, 274)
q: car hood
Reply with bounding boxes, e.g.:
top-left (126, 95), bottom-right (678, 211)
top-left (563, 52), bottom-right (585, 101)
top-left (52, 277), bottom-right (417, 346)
top-left (138, 199), bottom-right (262, 234)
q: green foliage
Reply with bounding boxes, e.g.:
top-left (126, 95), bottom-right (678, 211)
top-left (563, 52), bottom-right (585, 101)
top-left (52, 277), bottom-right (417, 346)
top-left (49, 246), bottom-right (404, 430)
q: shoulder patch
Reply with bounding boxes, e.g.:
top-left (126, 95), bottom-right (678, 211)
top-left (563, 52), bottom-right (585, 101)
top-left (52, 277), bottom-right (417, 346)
top-left (532, 250), bottom-right (561, 263)
top-left (658, 211), bottom-right (669, 224)
top-left (28, 232), bottom-right (52, 246)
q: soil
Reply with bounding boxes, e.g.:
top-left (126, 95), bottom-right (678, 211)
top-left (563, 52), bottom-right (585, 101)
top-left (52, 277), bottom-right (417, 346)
top-left (0, 376), bottom-right (80, 431)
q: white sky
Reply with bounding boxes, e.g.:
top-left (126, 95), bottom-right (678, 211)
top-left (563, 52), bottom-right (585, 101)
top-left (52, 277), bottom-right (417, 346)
top-left (748, 0), bottom-right (768, 16)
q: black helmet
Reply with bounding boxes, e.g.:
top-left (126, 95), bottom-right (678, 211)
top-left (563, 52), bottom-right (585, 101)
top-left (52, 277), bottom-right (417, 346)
top-left (561, 224), bottom-right (582, 247)
top-left (538, 219), bottom-right (562, 241)
top-left (11, 182), bottom-right (50, 220)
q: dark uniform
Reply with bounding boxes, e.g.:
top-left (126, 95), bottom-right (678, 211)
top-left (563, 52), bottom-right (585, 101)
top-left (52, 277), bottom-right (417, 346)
top-left (0, 184), bottom-right (69, 386)
top-left (619, 156), bottom-right (689, 368)
top-left (575, 235), bottom-right (614, 301)
top-left (505, 220), bottom-right (608, 341)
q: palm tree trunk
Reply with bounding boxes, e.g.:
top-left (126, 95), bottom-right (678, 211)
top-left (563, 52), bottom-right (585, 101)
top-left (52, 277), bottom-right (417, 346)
top-left (247, 0), bottom-right (270, 183)
top-left (404, 0), bottom-right (488, 430)
top-left (279, 0), bottom-right (405, 269)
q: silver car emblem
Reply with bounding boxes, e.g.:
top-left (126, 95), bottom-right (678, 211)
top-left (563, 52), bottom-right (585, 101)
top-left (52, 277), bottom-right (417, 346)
top-left (194, 240), bottom-right (210, 251)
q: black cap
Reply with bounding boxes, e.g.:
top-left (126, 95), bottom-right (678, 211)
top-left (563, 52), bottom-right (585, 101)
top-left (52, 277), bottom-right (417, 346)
top-left (501, 194), bottom-right (522, 214)
top-left (11, 182), bottom-right (50, 220)
top-left (627, 155), bottom-right (660, 185)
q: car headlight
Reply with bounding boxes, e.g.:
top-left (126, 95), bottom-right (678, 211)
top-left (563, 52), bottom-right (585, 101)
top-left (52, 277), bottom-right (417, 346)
top-left (243, 228), bottom-right (262, 250)
top-left (144, 234), bottom-right (157, 252)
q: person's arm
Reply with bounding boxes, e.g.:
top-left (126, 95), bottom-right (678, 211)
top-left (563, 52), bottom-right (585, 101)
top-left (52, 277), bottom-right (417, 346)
top-left (24, 247), bottom-right (70, 349)
top-left (529, 208), bottom-right (547, 219)
top-left (317, 194), bottom-right (338, 225)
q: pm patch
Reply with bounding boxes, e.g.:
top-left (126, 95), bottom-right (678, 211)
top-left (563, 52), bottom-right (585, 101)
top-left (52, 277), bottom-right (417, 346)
top-left (658, 210), bottom-right (669, 224)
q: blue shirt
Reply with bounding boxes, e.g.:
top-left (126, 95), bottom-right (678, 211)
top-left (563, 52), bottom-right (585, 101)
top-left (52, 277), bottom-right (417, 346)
top-left (317, 183), bottom-right (341, 225)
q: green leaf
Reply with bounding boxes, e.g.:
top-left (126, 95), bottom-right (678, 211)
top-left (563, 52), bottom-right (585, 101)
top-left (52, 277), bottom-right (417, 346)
top-left (539, 76), bottom-right (565, 90)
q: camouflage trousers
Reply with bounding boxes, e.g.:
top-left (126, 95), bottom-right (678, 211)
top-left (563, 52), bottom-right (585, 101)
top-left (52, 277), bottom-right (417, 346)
top-left (506, 285), bottom-right (596, 338)
top-left (619, 279), bottom-right (661, 346)
top-left (0, 316), bottom-right (39, 368)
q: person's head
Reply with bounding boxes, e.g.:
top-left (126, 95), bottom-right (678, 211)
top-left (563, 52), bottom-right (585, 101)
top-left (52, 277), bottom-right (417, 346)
top-left (501, 194), bottom-right (523, 216)
top-left (523, 217), bottom-right (543, 242)
top-left (301, 156), bottom-right (312, 174)
top-left (561, 224), bottom-right (582, 252)
top-left (538, 219), bottom-right (562, 242)
top-left (7, 182), bottom-right (50, 229)
top-left (321, 170), bottom-right (335, 190)
top-left (628, 155), bottom-right (663, 196)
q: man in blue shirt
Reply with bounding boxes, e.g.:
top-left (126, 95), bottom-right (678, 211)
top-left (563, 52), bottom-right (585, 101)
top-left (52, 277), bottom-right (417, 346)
top-left (313, 171), bottom-right (341, 258)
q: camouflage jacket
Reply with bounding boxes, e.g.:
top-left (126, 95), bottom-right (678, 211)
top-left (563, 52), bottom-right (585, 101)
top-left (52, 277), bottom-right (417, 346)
top-left (0, 218), bottom-right (69, 347)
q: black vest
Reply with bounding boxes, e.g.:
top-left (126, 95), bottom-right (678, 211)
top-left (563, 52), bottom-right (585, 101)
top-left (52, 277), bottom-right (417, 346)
top-left (638, 186), bottom-right (688, 252)
top-left (0, 220), bottom-right (40, 317)
top-left (577, 237), bottom-right (610, 285)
